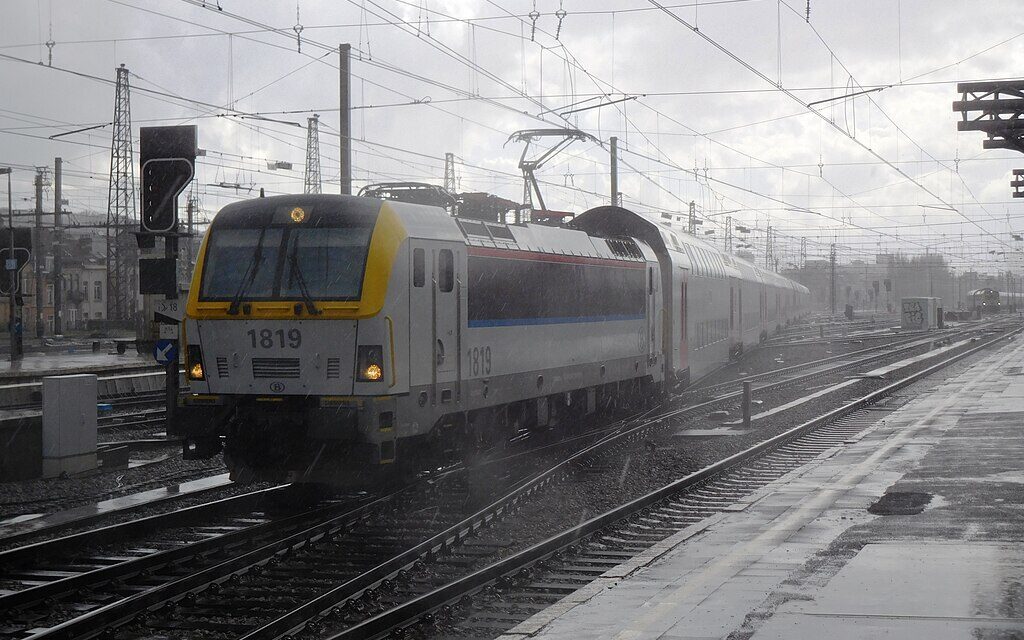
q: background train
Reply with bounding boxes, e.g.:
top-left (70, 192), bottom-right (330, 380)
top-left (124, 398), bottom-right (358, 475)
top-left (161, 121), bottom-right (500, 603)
top-left (173, 194), bottom-right (810, 484)
top-left (969, 288), bottom-right (1024, 313)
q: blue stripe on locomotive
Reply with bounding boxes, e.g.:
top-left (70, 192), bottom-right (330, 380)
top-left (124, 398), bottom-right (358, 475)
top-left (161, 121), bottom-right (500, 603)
top-left (468, 313), bottom-right (646, 328)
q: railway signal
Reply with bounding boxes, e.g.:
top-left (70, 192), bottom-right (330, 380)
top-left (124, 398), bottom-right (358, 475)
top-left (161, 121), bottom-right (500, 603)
top-left (141, 159), bottom-right (193, 232)
top-left (0, 228), bottom-right (32, 296)
top-left (140, 126), bottom-right (197, 233)
top-left (0, 248), bottom-right (31, 295)
top-left (138, 125), bottom-right (197, 426)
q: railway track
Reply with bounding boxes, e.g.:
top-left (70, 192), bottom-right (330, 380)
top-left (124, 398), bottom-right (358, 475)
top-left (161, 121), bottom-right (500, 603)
top-left (2, 320), bottom-right (1015, 640)
top-left (98, 407), bottom-right (166, 432)
top-left (0, 486), bottom-right (382, 640)
top-left (309, 320), bottom-right (1022, 640)
top-left (0, 398), bottom-right (686, 640)
top-left (685, 317), bottom-right (1004, 399)
top-left (131, 325), bottom-right (1022, 639)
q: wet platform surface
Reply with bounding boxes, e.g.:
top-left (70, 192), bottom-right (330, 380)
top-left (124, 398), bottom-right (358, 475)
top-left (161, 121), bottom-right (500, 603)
top-left (501, 332), bottom-right (1024, 639)
top-left (0, 351), bottom-right (157, 381)
top-left (0, 473), bottom-right (230, 542)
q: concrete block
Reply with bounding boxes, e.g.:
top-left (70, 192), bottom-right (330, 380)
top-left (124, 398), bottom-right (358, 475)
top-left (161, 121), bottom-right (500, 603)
top-left (901, 297), bottom-right (942, 330)
top-left (42, 374), bottom-right (97, 478)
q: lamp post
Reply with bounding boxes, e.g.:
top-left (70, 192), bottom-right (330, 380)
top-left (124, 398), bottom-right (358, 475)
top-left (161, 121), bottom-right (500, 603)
top-left (0, 168), bottom-right (20, 362)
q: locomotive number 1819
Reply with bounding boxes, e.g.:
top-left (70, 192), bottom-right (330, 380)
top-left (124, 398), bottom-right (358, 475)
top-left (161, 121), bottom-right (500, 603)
top-left (247, 328), bottom-right (302, 349)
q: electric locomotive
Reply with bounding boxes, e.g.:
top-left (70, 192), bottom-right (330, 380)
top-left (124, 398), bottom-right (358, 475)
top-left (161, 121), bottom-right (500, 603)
top-left (970, 288), bottom-right (1001, 313)
top-left (174, 194), bottom-right (810, 484)
top-left (175, 194), bottom-right (664, 483)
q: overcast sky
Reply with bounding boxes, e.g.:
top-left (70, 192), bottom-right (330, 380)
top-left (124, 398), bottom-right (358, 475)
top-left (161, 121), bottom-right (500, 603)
top-left (2, 0), bottom-right (1024, 273)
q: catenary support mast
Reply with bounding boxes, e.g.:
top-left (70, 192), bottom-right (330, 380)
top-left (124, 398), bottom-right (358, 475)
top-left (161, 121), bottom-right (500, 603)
top-left (106, 64), bottom-right (137, 323)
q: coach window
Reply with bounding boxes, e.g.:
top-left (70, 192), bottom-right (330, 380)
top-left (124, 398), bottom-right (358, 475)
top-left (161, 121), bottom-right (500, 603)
top-left (438, 249), bottom-right (454, 292)
top-left (413, 248), bottom-right (425, 287)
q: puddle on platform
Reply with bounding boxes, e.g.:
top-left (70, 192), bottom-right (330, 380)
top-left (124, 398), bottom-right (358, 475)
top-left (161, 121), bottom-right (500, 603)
top-left (868, 491), bottom-right (933, 515)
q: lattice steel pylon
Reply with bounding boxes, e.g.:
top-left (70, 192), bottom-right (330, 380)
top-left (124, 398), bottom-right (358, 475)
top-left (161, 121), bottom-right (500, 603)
top-left (105, 63), bottom-right (137, 323)
top-left (304, 114), bottom-right (322, 194)
top-left (444, 152), bottom-right (456, 194)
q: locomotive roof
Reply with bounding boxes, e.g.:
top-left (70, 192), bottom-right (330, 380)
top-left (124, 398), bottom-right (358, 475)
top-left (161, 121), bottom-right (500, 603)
top-left (208, 194), bottom-right (384, 227)
top-left (205, 195), bottom-right (807, 295)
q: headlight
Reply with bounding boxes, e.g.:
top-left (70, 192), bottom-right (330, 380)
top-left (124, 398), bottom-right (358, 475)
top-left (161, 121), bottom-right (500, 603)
top-left (357, 345), bottom-right (384, 382)
top-left (187, 344), bottom-right (206, 381)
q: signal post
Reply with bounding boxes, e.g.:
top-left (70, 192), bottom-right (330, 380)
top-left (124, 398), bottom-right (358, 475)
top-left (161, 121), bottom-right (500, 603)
top-left (137, 126), bottom-right (197, 422)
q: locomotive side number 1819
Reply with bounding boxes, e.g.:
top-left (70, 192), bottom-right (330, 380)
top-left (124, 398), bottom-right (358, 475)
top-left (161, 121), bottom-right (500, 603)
top-left (467, 345), bottom-right (491, 376)
top-left (247, 328), bottom-right (302, 349)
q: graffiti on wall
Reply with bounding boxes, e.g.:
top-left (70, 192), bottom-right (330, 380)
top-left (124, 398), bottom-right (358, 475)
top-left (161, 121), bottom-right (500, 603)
top-left (902, 299), bottom-right (925, 329)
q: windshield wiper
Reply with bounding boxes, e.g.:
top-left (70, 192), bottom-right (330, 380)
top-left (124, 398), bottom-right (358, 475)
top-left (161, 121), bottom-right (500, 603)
top-left (227, 226), bottom-right (268, 315)
top-left (286, 238), bottom-right (321, 316)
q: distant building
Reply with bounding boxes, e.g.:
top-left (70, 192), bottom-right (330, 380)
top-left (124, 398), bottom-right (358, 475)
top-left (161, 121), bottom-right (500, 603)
top-left (784, 251), bottom-right (1013, 315)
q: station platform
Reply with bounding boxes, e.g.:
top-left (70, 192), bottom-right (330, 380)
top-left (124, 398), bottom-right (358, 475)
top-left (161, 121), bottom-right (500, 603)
top-left (0, 350), bottom-right (157, 381)
top-left (500, 336), bottom-right (1024, 639)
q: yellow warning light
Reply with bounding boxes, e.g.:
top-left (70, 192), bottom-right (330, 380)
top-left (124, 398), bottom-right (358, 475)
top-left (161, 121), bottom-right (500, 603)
top-left (189, 362), bottom-right (205, 381)
top-left (290, 206), bottom-right (306, 223)
top-left (363, 363), bottom-right (383, 381)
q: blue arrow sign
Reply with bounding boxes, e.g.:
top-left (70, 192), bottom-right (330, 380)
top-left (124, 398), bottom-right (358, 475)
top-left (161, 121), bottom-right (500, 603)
top-left (153, 339), bottom-right (178, 365)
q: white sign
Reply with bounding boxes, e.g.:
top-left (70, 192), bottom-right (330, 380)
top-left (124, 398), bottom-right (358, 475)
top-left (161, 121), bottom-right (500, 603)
top-left (154, 298), bottom-right (183, 323)
top-left (159, 324), bottom-right (179, 339)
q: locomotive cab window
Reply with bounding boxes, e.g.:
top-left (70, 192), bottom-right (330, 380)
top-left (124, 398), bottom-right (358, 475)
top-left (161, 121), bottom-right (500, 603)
top-left (413, 248), bottom-right (425, 288)
top-left (438, 249), bottom-right (454, 292)
top-left (201, 227), bottom-right (283, 300)
top-left (199, 203), bottom-right (377, 302)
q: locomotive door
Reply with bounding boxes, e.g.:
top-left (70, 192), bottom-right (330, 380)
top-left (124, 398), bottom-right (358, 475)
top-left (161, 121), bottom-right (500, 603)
top-left (647, 266), bottom-right (658, 365)
top-left (409, 243), bottom-right (461, 406)
top-left (433, 246), bottom-right (461, 404)
top-left (679, 270), bottom-right (688, 374)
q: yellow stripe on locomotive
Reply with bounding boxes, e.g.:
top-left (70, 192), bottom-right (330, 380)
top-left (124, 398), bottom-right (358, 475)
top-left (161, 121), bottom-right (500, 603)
top-left (185, 199), bottom-right (406, 321)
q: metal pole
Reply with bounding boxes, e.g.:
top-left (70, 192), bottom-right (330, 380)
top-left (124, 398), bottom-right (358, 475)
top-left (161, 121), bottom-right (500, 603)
top-left (53, 157), bottom-right (62, 335)
top-left (186, 195), bottom-right (194, 275)
top-left (33, 170), bottom-right (43, 338)
top-left (829, 243), bottom-right (836, 317)
top-left (339, 43), bottom-right (352, 195)
top-left (609, 136), bottom-right (618, 207)
top-left (742, 380), bottom-right (752, 428)
top-left (3, 169), bottom-right (20, 361)
top-left (165, 233), bottom-right (179, 423)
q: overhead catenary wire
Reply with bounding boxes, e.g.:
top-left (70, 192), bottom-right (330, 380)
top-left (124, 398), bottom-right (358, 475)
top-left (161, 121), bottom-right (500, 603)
top-left (4, 2), bottom-right (1018, 270)
top-left (648, 0), bottom-right (1014, 254)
